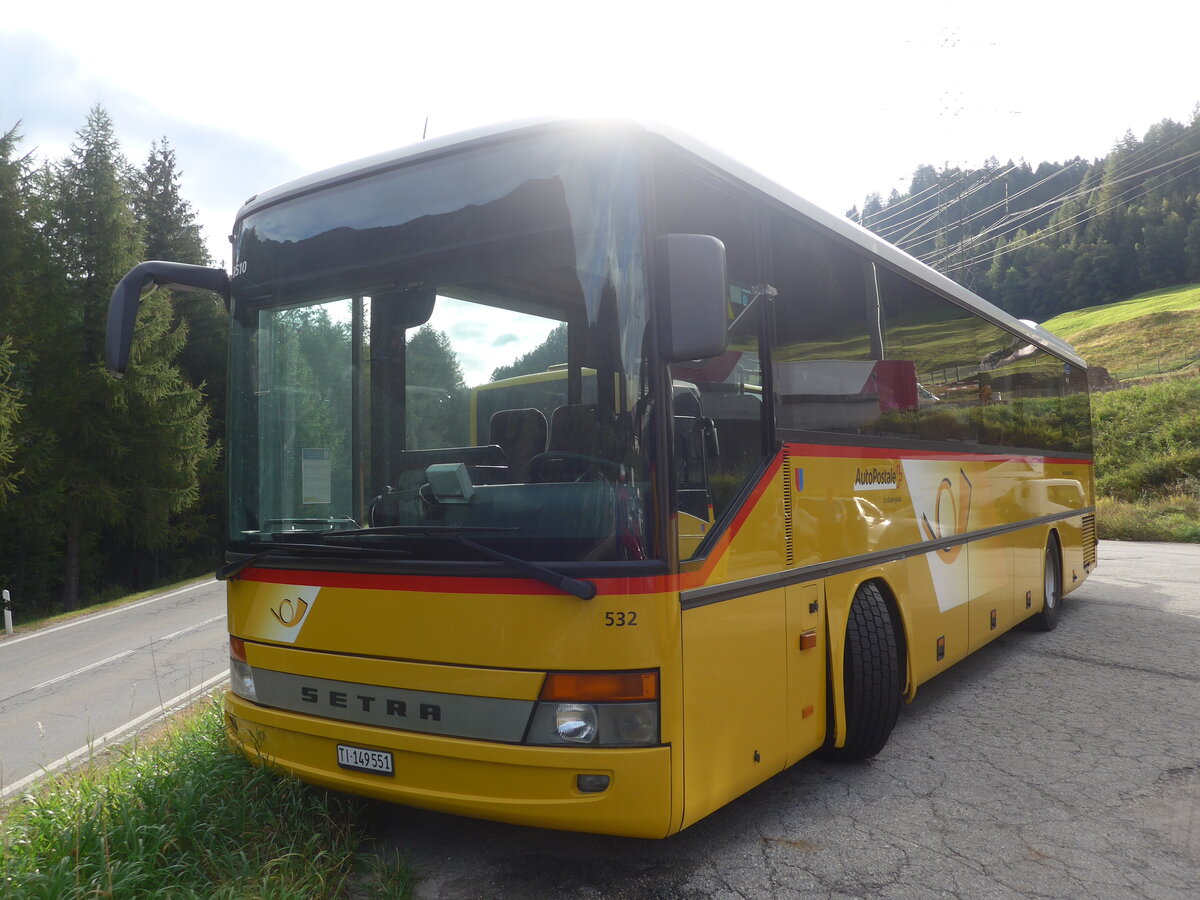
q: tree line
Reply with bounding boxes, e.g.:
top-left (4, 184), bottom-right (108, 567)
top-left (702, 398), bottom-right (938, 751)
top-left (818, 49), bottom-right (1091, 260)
top-left (0, 107), bottom-right (223, 615)
top-left (849, 106), bottom-right (1200, 321)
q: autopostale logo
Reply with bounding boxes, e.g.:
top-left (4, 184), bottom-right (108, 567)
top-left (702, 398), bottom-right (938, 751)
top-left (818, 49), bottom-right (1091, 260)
top-left (854, 464), bottom-right (902, 492)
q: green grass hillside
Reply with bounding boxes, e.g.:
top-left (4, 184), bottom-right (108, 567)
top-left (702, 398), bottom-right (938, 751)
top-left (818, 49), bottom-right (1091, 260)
top-left (1086, 376), bottom-right (1200, 542)
top-left (1042, 283), bottom-right (1200, 381)
top-left (1041, 284), bottom-right (1200, 542)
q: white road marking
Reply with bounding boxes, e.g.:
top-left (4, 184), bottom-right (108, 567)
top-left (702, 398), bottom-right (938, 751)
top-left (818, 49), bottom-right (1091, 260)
top-left (0, 670), bottom-right (230, 802)
top-left (0, 580), bottom-right (219, 650)
top-left (1, 613), bottom-right (227, 702)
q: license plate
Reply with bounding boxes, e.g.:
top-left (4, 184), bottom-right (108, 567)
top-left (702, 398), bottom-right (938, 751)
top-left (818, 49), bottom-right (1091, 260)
top-left (336, 744), bottom-right (394, 776)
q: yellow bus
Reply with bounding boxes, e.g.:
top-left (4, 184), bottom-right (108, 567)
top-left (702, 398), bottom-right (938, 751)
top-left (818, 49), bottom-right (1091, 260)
top-left (106, 120), bottom-right (1095, 838)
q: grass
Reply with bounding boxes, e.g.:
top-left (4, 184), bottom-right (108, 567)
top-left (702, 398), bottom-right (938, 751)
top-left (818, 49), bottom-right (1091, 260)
top-left (1043, 283), bottom-right (1200, 381)
top-left (1035, 283), bottom-right (1200, 543)
top-left (0, 698), bottom-right (415, 900)
top-left (1087, 370), bottom-right (1200, 543)
top-left (1089, 376), bottom-right (1200, 502)
top-left (1042, 283), bottom-right (1200, 334)
top-left (1097, 494), bottom-right (1200, 543)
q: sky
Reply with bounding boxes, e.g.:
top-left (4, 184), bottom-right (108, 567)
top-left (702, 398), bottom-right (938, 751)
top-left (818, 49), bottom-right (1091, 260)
top-left (4, 1), bottom-right (1198, 382)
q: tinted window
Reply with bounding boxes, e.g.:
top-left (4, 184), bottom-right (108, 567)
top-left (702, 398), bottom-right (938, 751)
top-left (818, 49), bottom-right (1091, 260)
top-left (771, 213), bottom-right (879, 436)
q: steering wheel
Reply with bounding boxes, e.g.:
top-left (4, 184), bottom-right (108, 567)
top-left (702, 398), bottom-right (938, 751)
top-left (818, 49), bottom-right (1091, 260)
top-left (528, 452), bottom-right (622, 483)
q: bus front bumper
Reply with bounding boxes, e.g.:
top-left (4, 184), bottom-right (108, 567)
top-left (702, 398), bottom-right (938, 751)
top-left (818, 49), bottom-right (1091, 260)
top-left (223, 691), bottom-right (674, 838)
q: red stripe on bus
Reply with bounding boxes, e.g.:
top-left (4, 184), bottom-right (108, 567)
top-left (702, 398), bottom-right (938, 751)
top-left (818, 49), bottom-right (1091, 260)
top-left (238, 567), bottom-right (679, 596)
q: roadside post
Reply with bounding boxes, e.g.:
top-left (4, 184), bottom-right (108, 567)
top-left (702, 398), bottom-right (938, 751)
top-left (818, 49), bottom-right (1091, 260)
top-left (3, 588), bottom-right (11, 635)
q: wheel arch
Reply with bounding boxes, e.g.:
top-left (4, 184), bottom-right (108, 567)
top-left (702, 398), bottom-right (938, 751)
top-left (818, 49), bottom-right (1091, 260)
top-left (825, 572), bottom-right (911, 752)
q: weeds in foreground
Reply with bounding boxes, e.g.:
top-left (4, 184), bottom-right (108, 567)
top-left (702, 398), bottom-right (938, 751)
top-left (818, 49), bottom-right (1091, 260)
top-left (0, 698), bottom-right (414, 900)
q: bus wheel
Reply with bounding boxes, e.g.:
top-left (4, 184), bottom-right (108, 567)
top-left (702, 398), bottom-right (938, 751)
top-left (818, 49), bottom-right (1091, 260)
top-left (1031, 534), bottom-right (1063, 632)
top-left (822, 582), bottom-right (902, 761)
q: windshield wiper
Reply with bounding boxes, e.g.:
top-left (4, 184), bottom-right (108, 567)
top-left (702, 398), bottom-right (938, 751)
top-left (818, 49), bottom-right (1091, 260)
top-left (322, 526), bottom-right (596, 600)
top-left (452, 535), bottom-right (597, 600)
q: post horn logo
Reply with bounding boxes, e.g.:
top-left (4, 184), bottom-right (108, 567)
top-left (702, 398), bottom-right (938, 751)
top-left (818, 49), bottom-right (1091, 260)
top-left (270, 596), bottom-right (309, 627)
top-left (920, 469), bottom-right (972, 564)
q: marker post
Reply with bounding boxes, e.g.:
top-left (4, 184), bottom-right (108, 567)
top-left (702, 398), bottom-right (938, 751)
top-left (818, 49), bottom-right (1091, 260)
top-left (3, 589), bottom-right (12, 636)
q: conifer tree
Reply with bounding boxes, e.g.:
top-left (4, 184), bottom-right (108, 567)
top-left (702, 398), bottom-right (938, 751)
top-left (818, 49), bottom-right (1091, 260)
top-left (34, 106), bottom-right (216, 608)
top-left (0, 124), bottom-right (66, 603)
top-left (0, 338), bottom-right (21, 506)
top-left (136, 138), bottom-right (209, 266)
top-left (0, 126), bottom-right (30, 506)
top-left (135, 139), bottom-right (227, 408)
top-left (135, 138), bottom-right (228, 574)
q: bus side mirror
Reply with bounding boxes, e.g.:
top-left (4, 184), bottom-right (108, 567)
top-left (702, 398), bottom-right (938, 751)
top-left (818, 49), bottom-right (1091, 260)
top-left (106, 261), bottom-right (231, 376)
top-left (657, 234), bottom-right (728, 362)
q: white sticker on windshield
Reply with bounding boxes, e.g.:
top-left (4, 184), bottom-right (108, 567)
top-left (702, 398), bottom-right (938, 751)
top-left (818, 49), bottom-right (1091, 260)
top-left (302, 448), bottom-right (331, 504)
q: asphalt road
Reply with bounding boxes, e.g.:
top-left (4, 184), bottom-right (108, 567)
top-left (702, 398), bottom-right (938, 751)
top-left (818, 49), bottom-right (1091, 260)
top-left (0, 579), bottom-right (228, 799)
top-left (363, 540), bottom-right (1200, 899)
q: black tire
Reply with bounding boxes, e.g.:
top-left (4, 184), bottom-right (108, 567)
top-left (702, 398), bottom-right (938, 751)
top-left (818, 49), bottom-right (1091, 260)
top-left (821, 582), bottom-right (903, 761)
top-left (1031, 534), bottom-right (1063, 632)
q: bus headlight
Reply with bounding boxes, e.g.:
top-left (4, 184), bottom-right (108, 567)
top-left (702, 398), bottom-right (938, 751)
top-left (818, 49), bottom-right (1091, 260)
top-left (555, 704), bottom-right (598, 743)
top-left (526, 671), bottom-right (660, 747)
top-left (612, 705), bottom-right (658, 744)
top-left (528, 701), bottom-right (659, 746)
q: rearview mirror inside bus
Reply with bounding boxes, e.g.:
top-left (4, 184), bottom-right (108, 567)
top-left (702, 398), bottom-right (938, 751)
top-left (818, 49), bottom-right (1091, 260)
top-left (372, 287), bottom-right (436, 328)
top-left (657, 233), bottom-right (728, 362)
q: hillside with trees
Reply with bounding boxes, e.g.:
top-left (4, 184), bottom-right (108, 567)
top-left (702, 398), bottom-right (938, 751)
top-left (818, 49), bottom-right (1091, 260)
top-left (849, 107), bottom-right (1200, 323)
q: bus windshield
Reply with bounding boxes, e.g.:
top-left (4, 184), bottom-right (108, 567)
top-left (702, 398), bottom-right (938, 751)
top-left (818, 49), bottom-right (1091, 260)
top-left (226, 133), bottom-right (655, 565)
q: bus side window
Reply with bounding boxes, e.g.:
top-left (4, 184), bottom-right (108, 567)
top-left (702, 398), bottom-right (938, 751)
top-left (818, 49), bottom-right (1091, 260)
top-left (654, 159), bottom-right (768, 558)
top-left (769, 212), bottom-right (876, 438)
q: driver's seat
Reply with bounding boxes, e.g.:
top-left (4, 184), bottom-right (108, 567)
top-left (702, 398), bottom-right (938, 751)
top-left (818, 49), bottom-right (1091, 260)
top-left (549, 405), bottom-right (606, 456)
top-left (489, 408), bottom-right (547, 482)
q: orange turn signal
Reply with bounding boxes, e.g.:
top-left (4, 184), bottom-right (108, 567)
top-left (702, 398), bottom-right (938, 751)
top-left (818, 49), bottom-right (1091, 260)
top-left (540, 671), bottom-right (658, 702)
top-left (229, 635), bottom-right (248, 662)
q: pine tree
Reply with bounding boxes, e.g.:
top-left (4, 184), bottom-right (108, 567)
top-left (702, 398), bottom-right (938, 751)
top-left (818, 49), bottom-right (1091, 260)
top-left (0, 123), bottom-right (68, 606)
top-left (136, 138), bottom-right (209, 266)
top-left (134, 139), bottom-right (228, 577)
top-left (0, 126), bottom-right (30, 505)
top-left (34, 106), bottom-right (217, 609)
top-left (0, 338), bottom-right (21, 505)
top-left (135, 138), bottom-right (225, 404)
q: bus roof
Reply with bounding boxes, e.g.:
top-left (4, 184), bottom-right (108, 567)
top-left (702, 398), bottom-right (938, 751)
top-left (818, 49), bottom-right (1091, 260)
top-left (236, 119), bottom-right (1085, 370)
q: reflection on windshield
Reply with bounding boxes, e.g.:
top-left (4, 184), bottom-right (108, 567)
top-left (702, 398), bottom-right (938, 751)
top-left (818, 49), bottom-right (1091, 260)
top-left (227, 134), bottom-right (654, 565)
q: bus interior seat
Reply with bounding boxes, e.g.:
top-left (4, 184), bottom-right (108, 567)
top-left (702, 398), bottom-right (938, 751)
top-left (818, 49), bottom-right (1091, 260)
top-left (525, 405), bottom-right (627, 482)
top-left (549, 404), bottom-right (607, 457)
top-left (489, 408), bottom-right (547, 481)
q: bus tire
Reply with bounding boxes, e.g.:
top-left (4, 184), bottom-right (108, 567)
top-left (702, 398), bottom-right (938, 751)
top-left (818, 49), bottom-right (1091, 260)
top-left (1031, 533), bottom-right (1063, 632)
top-left (822, 581), bottom-right (902, 761)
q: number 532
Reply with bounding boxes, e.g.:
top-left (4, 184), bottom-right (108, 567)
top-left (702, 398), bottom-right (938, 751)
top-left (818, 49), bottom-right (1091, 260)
top-left (604, 611), bottom-right (638, 626)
